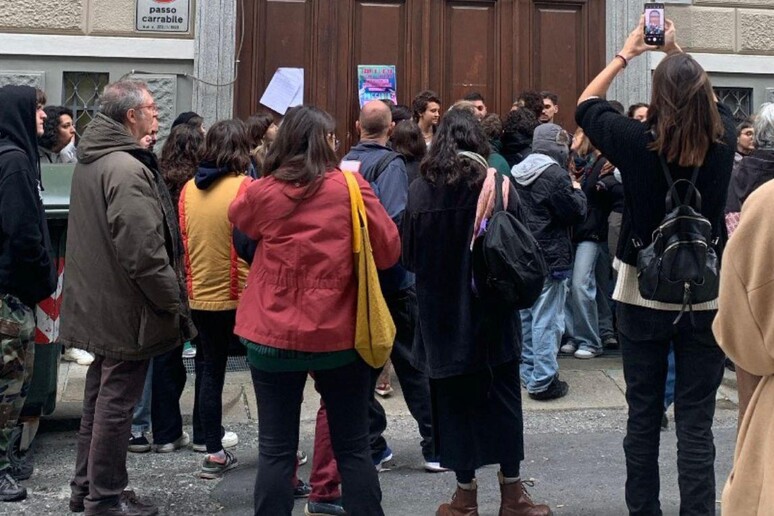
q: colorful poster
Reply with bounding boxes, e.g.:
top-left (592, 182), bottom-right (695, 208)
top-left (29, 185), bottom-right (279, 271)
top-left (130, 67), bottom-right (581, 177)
top-left (357, 65), bottom-right (397, 107)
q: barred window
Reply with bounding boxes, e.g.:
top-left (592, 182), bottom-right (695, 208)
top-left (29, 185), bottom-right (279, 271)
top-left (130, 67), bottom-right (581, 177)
top-left (713, 87), bottom-right (753, 124)
top-left (62, 72), bottom-right (109, 141)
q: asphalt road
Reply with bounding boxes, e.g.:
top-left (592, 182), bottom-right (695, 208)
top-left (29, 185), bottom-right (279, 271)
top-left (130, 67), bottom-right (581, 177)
top-left (5, 408), bottom-right (738, 515)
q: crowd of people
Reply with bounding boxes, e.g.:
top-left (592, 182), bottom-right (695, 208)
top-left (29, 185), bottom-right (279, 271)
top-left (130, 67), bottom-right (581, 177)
top-left (0, 16), bottom-right (771, 516)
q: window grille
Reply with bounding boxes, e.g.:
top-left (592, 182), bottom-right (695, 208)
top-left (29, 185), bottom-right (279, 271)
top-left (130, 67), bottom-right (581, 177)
top-left (62, 72), bottom-right (109, 140)
top-left (713, 87), bottom-right (753, 124)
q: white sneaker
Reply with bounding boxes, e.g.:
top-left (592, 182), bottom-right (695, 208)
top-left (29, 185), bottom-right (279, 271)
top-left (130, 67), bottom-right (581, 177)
top-left (192, 431), bottom-right (238, 452)
top-left (559, 342), bottom-right (577, 355)
top-left (574, 348), bottom-right (602, 359)
top-left (423, 460), bottom-right (450, 473)
top-left (153, 431), bottom-right (190, 453)
top-left (63, 348), bottom-right (94, 366)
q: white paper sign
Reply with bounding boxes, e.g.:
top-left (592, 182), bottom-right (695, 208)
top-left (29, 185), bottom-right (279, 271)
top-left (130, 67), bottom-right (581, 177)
top-left (136, 0), bottom-right (190, 33)
top-left (259, 68), bottom-right (304, 115)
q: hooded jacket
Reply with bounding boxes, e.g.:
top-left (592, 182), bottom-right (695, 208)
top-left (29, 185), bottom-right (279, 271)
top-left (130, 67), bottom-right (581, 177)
top-left (512, 153), bottom-right (587, 272)
top-left (60, 113), bottom-right (195, 360)
top-left (726, 149), bottom-right (774, 214)
top-left (0, 85), bottom-right (56, 306)
top-left (179, 161), bottom-right (250, 311)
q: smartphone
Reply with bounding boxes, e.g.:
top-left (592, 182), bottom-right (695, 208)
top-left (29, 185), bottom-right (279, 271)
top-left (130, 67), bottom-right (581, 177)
top-left (644, 3), bottom-right (665, 46)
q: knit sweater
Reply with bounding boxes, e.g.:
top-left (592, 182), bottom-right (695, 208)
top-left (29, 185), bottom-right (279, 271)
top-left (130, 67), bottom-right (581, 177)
top-left (576, 98), bottom-right (736, 269)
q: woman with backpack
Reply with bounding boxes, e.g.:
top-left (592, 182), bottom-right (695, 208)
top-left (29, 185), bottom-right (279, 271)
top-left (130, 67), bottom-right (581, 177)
top-left (402, 108), bottom-right (551, 516)
top-left (576, 18), bottom-right (736, 515)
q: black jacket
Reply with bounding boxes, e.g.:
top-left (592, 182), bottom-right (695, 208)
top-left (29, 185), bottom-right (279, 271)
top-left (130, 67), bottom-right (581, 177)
top-left (573, 156), bottom-right (613, 243)
top-left (501, 131), bottom-right (533, 168)
top-left (576, 98), bottom-right (736, 267)
top-left (726, 149), bottom-right (774, 213)
top-left (0, 85), bottom-right (56, 306)
top-left (402, 177), bottom-right (522, 379)
top-left (511, 154), bottom-right (587, 272)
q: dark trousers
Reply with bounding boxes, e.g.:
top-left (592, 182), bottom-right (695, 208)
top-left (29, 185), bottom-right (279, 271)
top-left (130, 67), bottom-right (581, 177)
top-left (150, 345), bottom-right (186, 444)
top-left (618, 304), bottom-right (724, 516)
top-left (369, 287), bottom-right (433, 460)
top-left (71, 355), bottom-right (149, 514)
top-left (251, 359), bottom-right (383, 516)
top-left (191, 309), bottom-right (235, 453)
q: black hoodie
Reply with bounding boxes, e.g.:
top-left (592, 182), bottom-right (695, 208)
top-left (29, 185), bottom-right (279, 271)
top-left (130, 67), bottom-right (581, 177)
top-left (0, 85), bottom-right (56, 306)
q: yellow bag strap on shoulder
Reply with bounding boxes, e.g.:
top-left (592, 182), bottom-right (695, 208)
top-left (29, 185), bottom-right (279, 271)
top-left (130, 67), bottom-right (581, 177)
top-left (342, 171), bottom-right (367, 252)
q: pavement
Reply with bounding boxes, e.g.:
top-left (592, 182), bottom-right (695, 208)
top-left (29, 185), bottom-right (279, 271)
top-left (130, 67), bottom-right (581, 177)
top-left (3, 353), bottom-right (740, 515)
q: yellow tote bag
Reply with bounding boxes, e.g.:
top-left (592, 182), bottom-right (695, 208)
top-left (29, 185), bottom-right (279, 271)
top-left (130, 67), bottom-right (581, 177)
top-left (342, 171), bottom-right (396, 368)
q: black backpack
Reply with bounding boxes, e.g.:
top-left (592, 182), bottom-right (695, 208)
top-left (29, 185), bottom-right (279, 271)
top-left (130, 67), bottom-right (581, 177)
top-left (361, 151), bottom-right (404, 183)
top-left (472, 174), bottom-right (548, 310)
top-left (636, 156), bottom-right (719, 323)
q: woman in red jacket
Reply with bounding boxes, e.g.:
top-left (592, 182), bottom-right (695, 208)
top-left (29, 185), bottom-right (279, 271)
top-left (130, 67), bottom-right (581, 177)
top-left (229, 105), bottom-right (400, 516)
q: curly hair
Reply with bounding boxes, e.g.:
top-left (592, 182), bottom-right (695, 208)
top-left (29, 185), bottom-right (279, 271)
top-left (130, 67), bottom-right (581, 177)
top-left (503, 109), bottom-right (539, 140)
top-left (517, 90), bottom-right (544, 119)
top-left (160, 124), bottom-right (204, 209)
top-left (38, 106), bottom-right (74, 151)
top-left (411, 90), bottom-right (441, 122)
top-left (420, 109), bottom-right (489, 187)
top-left (480, 113), bottom-right (503, 141)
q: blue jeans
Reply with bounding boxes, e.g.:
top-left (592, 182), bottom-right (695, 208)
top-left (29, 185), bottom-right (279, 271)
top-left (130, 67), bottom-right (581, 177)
top-left (567, 242), bottom-right (603, 353)
top-left (664, 344), bottom-right (676, 410)
top-left (131, 360), bottom-right (153, 435)
top-left (520, 277), bottom-right (568, 393)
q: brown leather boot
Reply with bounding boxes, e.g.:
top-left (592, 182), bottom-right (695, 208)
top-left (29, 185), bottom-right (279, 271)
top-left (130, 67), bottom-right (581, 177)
top-left (436, 479), bottom-right (479, 516)
top-left (498, 472), bottom-right (552, 516)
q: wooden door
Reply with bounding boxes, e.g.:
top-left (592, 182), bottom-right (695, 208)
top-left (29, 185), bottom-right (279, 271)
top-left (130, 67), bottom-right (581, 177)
top-left (234, 0), bottom-right (606, 150)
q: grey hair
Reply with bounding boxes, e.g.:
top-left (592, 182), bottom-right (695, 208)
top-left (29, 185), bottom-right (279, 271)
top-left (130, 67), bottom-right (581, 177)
top-left (754, 103), bottom-right (774, 150)
top-left (99, 80), bottom-right (149, 124)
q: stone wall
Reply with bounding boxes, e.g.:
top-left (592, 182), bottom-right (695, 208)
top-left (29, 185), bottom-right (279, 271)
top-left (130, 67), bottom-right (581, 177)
top-left (668, 0), bottom-right (774, 54)
top-left (0, 0), bottom-right (194, 37)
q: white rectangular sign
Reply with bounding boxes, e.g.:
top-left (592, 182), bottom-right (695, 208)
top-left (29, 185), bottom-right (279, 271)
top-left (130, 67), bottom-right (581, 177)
top-left (136, 0), bottom-right (190, 33)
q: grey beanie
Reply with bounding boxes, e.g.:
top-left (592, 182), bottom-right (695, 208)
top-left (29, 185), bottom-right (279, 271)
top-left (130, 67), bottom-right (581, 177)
top-left (532, 123), bottom-right (570, 165)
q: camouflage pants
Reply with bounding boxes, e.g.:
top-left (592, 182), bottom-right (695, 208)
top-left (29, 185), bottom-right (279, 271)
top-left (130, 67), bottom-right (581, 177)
top-left (0, 294), bottom-right (35, 472)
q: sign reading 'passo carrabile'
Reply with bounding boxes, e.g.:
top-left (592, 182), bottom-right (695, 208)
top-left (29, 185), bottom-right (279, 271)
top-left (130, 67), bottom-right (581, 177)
top-left (136, 0), bottom-right (190, 32)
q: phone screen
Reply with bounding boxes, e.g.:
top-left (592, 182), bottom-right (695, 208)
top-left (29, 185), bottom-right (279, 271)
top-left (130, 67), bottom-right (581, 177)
top-left (644, 3), bottom-right (665, 46)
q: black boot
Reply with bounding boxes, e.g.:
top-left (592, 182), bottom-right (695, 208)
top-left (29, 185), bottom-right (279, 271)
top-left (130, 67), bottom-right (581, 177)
top-left (0, 470), bottom-right (27, 502)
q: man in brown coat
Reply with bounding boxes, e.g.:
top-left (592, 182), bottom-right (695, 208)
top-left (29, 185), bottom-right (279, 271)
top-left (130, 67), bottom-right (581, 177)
top-left (60, 80), bottom-right (194, 516)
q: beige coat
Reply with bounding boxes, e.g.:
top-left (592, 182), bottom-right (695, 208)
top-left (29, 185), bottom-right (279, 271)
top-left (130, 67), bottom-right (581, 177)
top-left (713, 178), bottom-right (774, 515)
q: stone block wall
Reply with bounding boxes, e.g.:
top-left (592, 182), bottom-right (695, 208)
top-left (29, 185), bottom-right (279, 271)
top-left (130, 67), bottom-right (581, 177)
top-left (668, 0), bottom-right (774, 53)
top-left (0, 0), bottom-right (194, 37)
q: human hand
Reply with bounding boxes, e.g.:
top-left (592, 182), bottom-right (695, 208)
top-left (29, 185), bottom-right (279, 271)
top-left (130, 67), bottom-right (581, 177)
top-left (661, 20), bottom-right (681, 54)
top-left (619, 16), bottom-right (659, 61)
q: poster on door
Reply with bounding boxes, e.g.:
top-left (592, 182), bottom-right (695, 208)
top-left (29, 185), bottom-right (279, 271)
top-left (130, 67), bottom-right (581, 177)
top-left (357, 65), bottom-right (397, 107)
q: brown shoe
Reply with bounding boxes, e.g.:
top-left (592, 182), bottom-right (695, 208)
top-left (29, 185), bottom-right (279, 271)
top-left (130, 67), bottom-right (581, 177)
top-left (498, 472), bottom-right (552, 516)
top-left (85, 490), bottom-right (158, 516)
top-left (436, 479), bottom-right (479, 516)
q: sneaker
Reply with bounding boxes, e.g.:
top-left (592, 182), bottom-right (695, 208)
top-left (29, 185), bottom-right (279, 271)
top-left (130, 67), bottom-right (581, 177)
top-left (182, 342), bottom-right (196, 359)
top-left (297, 449), bottom-right (308, 466)
top-left (128, 432), bottom-right (152, 453)
top-left (574, 348), bottom-right (602, 359)
top-left (559, 342), bottom-right (577, 355)
top-left (294, 479), bottom-right (312, 498)
top-left (62, 347), bottom-right (94, 366)
top-left (305, 500), bottom-right (347, 516)
top-left (70, 489), bottom-right (143, 513)
top-left (153, 431), bottom-right (190, 453)
top-left (529, 377), bottom-right (569, 401)
top-left (0, 470), bottom-right (26, 502)
top-left (10, 447), bottom-right (33, 481)
top-left (192, 430), bottom-right (238, 452)
top-left (603, 335), bottom-right (619, 349)
top-left (375, 383), bottom-right (394, 397)
top-left (373, 446), bottom-right (393, 472)
top-left (199, 450), bottom-right (238, 479)
top-left (102, 490), bottom-right (158, 515)
top-left (423, 459), bottom-right (450, 473)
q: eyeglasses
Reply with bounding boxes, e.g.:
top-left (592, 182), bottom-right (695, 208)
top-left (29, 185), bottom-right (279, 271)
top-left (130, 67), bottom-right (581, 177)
top-left (134, 103), bottom-right (158, 113)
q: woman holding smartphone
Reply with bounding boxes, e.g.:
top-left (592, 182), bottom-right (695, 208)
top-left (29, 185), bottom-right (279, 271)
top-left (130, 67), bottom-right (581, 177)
top-left (575, 18), bottom-right (736, 515)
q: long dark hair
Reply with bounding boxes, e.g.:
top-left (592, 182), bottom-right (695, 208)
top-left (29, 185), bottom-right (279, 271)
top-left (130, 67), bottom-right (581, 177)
top-left (390, 120), bottom-right (426, 161)
top-left (246, 112), bottom-right (273, 148)
top-left (263, 106), bottom-right (338, 196)
top-left (200, 119), bottom-right (252, 172)
top-left (160, 124), bottom-right (204, 207)
top-left (648, 53), bottom-right (725, 167)
top-left (421, 109), bottom-right (489, 186)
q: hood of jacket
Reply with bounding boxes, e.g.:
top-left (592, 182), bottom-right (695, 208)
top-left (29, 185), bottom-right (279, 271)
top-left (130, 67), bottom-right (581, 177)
top-left (511, 153), bottom-right (557, 186)
top-left (501, 131), bottom-right (533, 165)
top-left (76, 113), bottom-right (142, 164)
top-left (0, 85), bottom-right (39, 174)
top-left (737, 149), bottom-right (774, 205)
top-left (194, 160), bottom-right (238, 190)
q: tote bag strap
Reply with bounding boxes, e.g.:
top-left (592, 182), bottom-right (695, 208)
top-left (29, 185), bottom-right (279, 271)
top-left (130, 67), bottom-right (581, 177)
top-left (342, 171), bottom-right (367, 253)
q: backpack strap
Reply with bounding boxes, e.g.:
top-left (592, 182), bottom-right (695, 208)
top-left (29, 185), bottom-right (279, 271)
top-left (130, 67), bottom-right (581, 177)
top-left (494, 172), bottom-right (505, 213)
top-left (363, 151), bottom-right (403, 183)
top-left (659, 155), bottom-right (702, 212)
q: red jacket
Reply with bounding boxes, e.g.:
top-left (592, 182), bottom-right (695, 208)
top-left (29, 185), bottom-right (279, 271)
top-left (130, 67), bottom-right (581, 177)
top-left (228, 169), bottom-right (400, 352)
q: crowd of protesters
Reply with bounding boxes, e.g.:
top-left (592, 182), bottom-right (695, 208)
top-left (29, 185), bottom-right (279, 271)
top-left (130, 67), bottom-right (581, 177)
top-left (0, 15), bottom-right (772, 516)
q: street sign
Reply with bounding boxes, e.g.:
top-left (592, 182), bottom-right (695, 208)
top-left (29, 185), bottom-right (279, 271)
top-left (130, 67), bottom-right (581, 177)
top-left (136, 0), bottom-right (191, 33)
